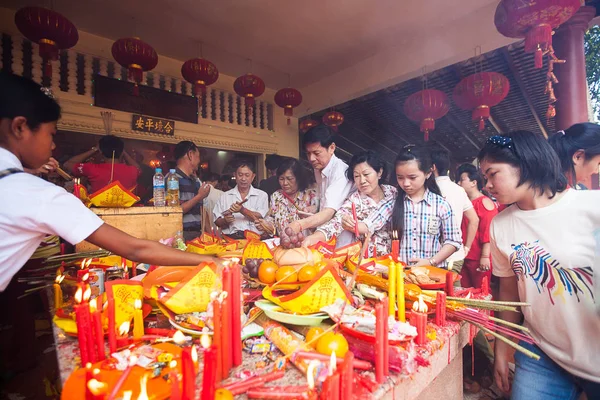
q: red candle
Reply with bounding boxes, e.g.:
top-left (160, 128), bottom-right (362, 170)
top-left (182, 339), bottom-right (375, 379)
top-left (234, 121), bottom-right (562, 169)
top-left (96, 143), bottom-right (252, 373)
top-left (435, 291), bottom-right (447, 327)
top-left (222, 370), bottom-right (285, 395)
top-left (212, 299), bottom-right (223, 383)
top-left (90, 299), bottom-right (105, 361)
top-left (351, 202), bottom-right (359, 237)
top-left (382, 302), bottom-right (389, 376)
top-left (170, 371), bottom-right (182, 400)
top-left (84, 363), bottom-right (93, 400)
top-left (74, 287), bottom-right (91, 365)
top-left (200, 335), bottom-right (217, 400)
top-left (131, 262), bottom-right (138, 277)
top-left (294, 351), bottom-right (372, 370)
top-left (181, 346), bottom-right (196, 400)
top-left (221, 295), bottom-right (233, 378)
top-left (445, 271), bottom-right (454, 296)
top-left (322, 372), bottom-right (340, 400)
top-left (231, 261), bottom-right (243, 367)
top-left (107, 297), bottom-right (117, 355)
top-left (340, 351), bottom-right (354, 400)
top-left (391, 230), bottom-right (399, 262)
top-left (374, 302), bottom-right (385, 383)
top-left (248, 387), bottom-right (311, 399)
top-left (410, 295), bottom-right (428, 346)
top-left (106, 356), bottom-right (137, 400)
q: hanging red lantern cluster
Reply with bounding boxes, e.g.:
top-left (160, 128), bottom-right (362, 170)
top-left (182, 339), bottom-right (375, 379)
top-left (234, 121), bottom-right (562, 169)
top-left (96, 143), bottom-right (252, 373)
top-left (494, 0), bottom-right (580, 119)
top-left (495, 0), bottom-right (580, 68)
top-left (234, 73), bottom-right (265, 108)
top-left (403, 89), bottom-right (450, 141)
top-left (111, 37), bottom-right (158, 96)
top-left (14, 6), bottom-right (79, 79)
top-left (322, 111), bottom-right (344, 132)
top-left (299, 118), bottom-right (319, 133)
top-left (181, 58), bottom-right (219, 98)
top-left (453, 72), bottom-right (510, 132)
top-left (274, 88), bottom-right (303, 125)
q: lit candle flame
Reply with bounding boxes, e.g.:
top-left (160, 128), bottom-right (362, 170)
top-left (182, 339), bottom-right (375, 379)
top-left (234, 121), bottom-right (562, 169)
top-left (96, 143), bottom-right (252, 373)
top-left (81, 272), bottom-right (90, 282)
top-left (169, 360), bottom-right (177, 369)
top-left (306, 360), bottom-right (319, 390)
top-left (191, 345), bottom-right (198, 364)
top-left (412, 294), bottom-right (428, 313)
top-left (200, 333), bottom-right (211, 349)
top-left (119, 321), bottom-right (131, 336)
top-left (83, 285), bottom-right (91, 302)
top-left (89, 298), bottom-right (98, 312)
top-left (86, 259), bottom-right (92, 268)
top-left (173, 330), bottom-right (186, 344)
top-left (328, 350), bottom-right (337, 376)
top-left (122, 390), bottom-right (133, 400)
top-left (134, 299), bottom-right (142, 310)
top-left (392, 230), bottom-right (398, 240)
top-left (136, 373), bottom-right (149, 400)
top-left (93, 368), bottom-right (100, 375)
top-left (80, 259), bottom-right (87, 270)
top-left (231, 257), bottom-right (240, 264)
top-left (87, 379), bottom-right (108, 396)
top-left (465, 291), bottom-right (472, 300)
top-left (74, 287), bottom-right (83, 304)
top-left (55, 275), bottom-right (64, 284)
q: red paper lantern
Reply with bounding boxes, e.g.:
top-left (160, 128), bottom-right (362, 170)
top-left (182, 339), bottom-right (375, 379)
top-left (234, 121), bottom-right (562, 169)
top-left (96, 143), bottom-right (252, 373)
top-left (111, 38), bottom-right (158, 96)
top-left (322, 111), bottom-right (344, 132)
top-left (233, 74), bottom-right (265, 107)
top-left (181, 58), bottom-right (219, 98)
top-left (274, 88), bottom-right (303, 125)
top-left (495, 0), bottom-right (581, 68)
top-left (14, 6), bottom-right (79, 78)
top-left (453, 72), bottom-right (510, 132)
top-left (403, 89), bottom-right (450, 141)
top-left (299, 119), bottom-right (319, 133)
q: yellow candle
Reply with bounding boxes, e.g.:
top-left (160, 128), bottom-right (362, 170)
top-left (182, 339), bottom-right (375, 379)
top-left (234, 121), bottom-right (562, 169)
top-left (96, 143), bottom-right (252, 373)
top-left (388, 261), bottom-right (396, 318)
top-left (133, 299), bottom-right (144, 339)
top-left (396, 263), bottom-right (405, 322)
top-left (53, 275), bottom-right (64, 309)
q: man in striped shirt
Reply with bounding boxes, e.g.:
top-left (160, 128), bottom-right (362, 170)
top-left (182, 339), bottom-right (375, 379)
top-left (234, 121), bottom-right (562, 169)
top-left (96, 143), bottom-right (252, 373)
top-left (172, 141), bottom-right (211, 241)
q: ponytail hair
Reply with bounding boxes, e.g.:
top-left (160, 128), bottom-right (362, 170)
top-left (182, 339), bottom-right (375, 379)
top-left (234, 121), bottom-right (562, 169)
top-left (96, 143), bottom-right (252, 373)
top-left (548, 123), bottom-right (600, 186)
top-left (391, 146), bottom-right (441, 243)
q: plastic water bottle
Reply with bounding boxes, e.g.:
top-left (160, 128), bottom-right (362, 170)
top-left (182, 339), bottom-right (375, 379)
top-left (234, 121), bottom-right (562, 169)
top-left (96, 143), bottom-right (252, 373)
top-left (153, 168), bottom-right (166, 207)
top-left (167, 169), bottom-right (180, 206)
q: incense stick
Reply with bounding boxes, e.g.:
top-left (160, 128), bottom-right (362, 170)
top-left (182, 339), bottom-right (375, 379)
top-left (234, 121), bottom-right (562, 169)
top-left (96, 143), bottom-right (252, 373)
top-left (56, 167), bottom-right (73, 181)
top-left (470, 322), bottom-right (540, 360)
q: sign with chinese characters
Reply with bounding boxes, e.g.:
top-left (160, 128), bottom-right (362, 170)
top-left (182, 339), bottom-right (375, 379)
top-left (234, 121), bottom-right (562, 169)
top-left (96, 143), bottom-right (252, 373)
top-left (132, 114), bottom-right (175, 135)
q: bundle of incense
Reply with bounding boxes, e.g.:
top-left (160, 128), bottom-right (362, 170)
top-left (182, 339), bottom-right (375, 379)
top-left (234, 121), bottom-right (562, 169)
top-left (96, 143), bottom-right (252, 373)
top-left (40, 250), bottom-right (112, 268)
top-left (56, 167), bottom-right (73, 181)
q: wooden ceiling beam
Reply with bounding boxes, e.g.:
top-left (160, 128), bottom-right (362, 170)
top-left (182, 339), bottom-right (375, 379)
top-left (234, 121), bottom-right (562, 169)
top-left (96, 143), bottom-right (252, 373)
top-left (444, 113), bottom-right (482, 151)
top-left (501, 47), bottom-right (548, 138)
top-left (351, 98), bottom-right (411, 149)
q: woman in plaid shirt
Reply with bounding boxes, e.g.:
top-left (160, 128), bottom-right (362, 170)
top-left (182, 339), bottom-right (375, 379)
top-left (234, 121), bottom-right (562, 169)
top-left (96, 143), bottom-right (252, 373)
top-left (361, 147), bottom-right (462, 268)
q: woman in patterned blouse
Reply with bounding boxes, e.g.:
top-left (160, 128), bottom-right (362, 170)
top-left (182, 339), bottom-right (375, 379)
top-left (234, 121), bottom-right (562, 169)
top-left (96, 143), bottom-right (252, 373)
top-left (304, 150), bottom-right (395, 255)
top-left (255, 158), bottom-right (318, 236)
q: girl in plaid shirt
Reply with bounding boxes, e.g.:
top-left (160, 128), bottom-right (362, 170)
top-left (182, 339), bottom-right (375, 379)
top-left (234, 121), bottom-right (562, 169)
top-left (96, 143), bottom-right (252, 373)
top-left (361, 147), bottom-right (462, 268)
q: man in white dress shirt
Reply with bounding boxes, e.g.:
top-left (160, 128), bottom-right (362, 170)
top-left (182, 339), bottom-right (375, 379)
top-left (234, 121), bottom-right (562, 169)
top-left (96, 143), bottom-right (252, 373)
top-left (214, 161), bottom-right (269, 237)
top-left (430, 148), bottom-right (478, 274)
top-left (294, 125), bottom-right (354, 247)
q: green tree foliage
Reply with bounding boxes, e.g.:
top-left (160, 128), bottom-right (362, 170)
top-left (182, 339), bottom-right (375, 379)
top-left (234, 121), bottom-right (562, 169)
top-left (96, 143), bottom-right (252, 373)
top-left (585, 25), bottom-right (600, 120)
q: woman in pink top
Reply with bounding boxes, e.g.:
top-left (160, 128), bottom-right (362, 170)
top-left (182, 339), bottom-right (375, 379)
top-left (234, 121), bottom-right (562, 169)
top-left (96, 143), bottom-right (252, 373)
top-left (456, 163), bottom-right (498, 289)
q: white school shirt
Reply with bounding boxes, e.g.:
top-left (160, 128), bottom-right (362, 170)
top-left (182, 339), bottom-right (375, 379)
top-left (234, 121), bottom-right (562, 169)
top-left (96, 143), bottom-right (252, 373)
top-left (436, 176), bottom-right (470, 262)
top-left (491, 189), bottom-right (600, 382)
top-left (0, 147), bottom-right (104, 291)
top-left (314, 154), bottom-right (354, 248)
top-left (213, 185), bottom-right (269, 234)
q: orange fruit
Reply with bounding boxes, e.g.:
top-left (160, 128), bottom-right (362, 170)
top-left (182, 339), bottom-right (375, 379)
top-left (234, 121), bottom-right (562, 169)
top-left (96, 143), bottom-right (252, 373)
top-left (305, 327), bottom-right (324, 348)
top-left (298, 265), bottom-right (318, 282)
top-left (214, 388), bottom-right (234, 400)
top-left (316, 332), bottom-right (349, 357)
top-left (275, 266), bottom-right (298, 283)
top-left (258, 260), bottom-right (279, 284)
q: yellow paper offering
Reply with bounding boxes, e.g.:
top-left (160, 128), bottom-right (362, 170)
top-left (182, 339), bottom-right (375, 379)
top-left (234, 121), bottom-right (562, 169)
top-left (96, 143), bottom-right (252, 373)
top-left (88, 181), bottom-right (140, 208)
top-left (262, 264), bottom-right (352, 315)
top-left (242, 240), bottom-right (273, 264)
top-left (186, 242), bottom-right (225, 255)
top-left (159, 263), bottom-right (218, 314)
top-left (105, 280), bottom-right (143, 328)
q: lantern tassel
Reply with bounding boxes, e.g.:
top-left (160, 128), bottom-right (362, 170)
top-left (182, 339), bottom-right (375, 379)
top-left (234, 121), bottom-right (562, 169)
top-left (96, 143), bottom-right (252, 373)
top-left (133, 83), bottom-right (140, 97)
top-left (424, 130), bottom-right (430, 141)
top-left (287, 117), bottom-right (291, 126)
top-left (478, 118), bottom-right (485, 132)
top-left (535, 46), bottom-right (543, 69)
top-left (43, 60), bottom-right (52, 79)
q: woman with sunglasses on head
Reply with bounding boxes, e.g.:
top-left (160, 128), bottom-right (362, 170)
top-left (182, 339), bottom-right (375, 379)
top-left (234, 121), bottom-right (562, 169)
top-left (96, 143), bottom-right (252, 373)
top-left (479, 132), bottom-right (600, 399)
top-left (361, 146), bottom-right (461, 268)
top-left (548, 122), bottom-right (600, 190)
